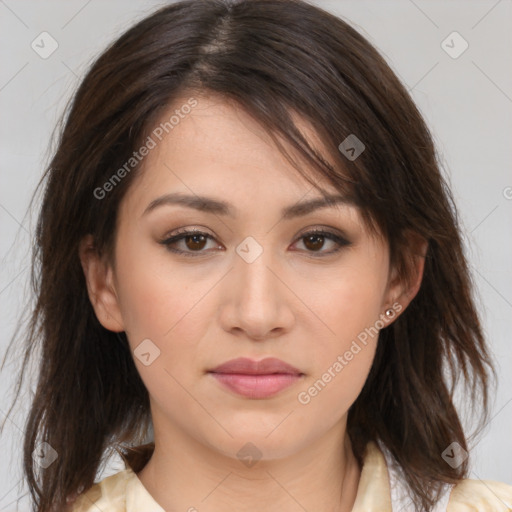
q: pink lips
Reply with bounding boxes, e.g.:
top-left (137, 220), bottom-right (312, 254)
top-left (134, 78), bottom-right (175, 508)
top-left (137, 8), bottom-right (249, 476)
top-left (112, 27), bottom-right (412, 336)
top-left (208, 357), bottom-right (304, 399)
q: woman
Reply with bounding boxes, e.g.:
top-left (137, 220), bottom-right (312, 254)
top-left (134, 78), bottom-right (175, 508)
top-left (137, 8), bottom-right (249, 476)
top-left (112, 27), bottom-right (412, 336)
top-left (2, 0), bottom-right (511, 511)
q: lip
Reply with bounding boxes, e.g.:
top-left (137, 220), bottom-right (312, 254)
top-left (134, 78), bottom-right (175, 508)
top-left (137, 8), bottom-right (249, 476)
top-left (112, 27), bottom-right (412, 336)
top-left (210, 357), bottom-right (302, 375)
top-left (208, 357), bottom-right (304, 399)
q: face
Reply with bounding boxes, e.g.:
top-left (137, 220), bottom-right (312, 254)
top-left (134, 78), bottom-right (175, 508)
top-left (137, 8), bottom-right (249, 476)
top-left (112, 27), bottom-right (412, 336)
top-left (82, 93), bottom-right (412, 462)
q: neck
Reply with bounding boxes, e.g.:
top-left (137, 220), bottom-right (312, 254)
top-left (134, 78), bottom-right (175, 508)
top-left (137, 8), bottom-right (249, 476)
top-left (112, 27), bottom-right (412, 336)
top-left (136, 420), bottom-right (361, 512)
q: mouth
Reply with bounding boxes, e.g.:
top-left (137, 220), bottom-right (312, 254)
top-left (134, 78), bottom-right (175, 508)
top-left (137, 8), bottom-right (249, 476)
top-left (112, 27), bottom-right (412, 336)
top-left (207, 357), bottom-right (305, 399)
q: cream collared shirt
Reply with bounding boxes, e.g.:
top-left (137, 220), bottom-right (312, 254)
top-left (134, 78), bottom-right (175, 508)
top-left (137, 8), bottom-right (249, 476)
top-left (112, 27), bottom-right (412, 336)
top-left (70, 442), bottom-right (512, 511)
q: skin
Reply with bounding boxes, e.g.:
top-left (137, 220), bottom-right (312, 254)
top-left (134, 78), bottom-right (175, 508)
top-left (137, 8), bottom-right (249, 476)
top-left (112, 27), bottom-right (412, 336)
top-left (80, 93), bottom-right (425, 512)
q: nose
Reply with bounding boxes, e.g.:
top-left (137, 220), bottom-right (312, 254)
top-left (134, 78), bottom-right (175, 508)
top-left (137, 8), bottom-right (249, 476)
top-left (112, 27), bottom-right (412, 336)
top-left (218, 243), bottom-right (295, 341)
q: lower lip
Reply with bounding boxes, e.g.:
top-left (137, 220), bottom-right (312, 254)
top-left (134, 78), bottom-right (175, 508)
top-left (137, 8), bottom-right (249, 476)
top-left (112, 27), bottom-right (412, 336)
top-left (209, 372), bottom-right (302, 399)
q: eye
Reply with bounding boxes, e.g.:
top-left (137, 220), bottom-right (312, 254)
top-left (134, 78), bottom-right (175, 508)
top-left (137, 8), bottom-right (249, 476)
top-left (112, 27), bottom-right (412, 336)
top-left (159, 228), bottom-right (220, 257)
top-left (291, 228), bottom-right (351, 256)
top-left (159, 227), bottom-right (351, 257)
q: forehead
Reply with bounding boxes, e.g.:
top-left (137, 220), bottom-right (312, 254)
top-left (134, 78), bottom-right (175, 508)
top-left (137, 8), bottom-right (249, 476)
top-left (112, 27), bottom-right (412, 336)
top-left (124, 93), bottom-right (346, 211)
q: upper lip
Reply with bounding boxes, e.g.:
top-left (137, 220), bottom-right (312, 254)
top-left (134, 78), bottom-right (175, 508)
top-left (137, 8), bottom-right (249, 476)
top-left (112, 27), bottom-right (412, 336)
top-left (209, 357), bottom-right (303, 375)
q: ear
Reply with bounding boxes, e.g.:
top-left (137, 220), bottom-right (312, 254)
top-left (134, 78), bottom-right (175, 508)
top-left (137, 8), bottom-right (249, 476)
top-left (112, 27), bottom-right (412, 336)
top-left (79, 234), bottom-right (125, 332)
top-left (383, 232), bottom-right (428, 320)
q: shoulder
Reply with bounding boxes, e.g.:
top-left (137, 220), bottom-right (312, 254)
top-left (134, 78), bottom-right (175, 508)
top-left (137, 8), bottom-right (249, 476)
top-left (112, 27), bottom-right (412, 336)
top-left (447, 478), bottom-right (512, 511)
top-left (374, 440), bottom-right (512, 512)
top-left (67, 469), bottom-right (132, 512)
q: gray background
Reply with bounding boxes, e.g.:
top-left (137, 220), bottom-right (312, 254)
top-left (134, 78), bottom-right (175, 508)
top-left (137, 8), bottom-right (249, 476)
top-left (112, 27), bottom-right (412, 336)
top-left (1, 1), bottom-right (511, 509)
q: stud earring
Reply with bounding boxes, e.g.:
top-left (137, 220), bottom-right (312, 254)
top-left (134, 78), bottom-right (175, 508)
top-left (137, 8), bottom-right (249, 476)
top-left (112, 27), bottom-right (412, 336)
top-left (385, 308), bottom-right (394, 318)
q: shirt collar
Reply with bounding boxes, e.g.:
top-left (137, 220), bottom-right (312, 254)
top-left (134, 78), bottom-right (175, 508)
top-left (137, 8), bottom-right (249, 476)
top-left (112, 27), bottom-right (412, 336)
top-left (352, 441), bottom-right (393, 511)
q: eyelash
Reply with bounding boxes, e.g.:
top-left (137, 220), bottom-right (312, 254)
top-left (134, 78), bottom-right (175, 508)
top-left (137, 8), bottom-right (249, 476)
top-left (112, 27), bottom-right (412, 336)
top-left (159, 227), bottom-right (351, 258)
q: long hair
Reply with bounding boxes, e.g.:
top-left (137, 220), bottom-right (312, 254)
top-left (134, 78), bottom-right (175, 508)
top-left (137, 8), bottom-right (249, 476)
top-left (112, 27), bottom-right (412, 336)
top-left (0, 1), bottom-right (494, 510)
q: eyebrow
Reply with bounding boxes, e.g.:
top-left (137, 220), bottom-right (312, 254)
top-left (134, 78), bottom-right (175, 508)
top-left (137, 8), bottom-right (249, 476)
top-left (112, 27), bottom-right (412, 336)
top-left (142, 192), bottom-right (353, 220)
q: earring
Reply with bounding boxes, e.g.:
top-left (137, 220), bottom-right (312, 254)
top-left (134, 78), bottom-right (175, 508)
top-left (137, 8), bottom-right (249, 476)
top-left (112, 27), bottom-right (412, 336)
top-left (385, 308), bottom-right (394, 318)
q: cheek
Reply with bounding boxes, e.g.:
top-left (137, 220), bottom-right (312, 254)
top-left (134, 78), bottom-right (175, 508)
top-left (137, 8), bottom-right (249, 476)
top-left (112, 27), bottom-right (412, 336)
top-left (295, 303), bottom-right (379, 424)
top-left (112, 235), bottom-right (217, 379)
top-left (113, 233), bottom-right (198, 338)
top-left (310, 266), bottom-right (387, 346)
top-left (297, 264), bottom-right (387, 408)
top-left (295, 342), bottom-right (375, 439)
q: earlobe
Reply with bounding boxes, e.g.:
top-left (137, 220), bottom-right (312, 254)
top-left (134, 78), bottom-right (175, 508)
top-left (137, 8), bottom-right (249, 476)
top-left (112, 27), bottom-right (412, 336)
top-left (78, 234), bottom-right (125, 332)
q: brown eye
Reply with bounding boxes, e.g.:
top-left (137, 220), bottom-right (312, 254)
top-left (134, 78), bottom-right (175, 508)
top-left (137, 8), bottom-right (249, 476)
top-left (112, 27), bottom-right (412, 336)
top-left (160, 228), bottom-right (351, 258)
top-left (160, 229), bottom-right (219, 257)
top-left (303, 234), bottom-right (326, 252)
top-left (293, 229), bottom-right (351, 256)
top-left (183, 233), bottom-right (208, 251)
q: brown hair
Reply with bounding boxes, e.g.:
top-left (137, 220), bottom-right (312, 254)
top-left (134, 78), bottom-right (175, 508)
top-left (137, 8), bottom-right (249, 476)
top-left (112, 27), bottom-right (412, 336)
top-left (0, 0), bottom-right (495, 510)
